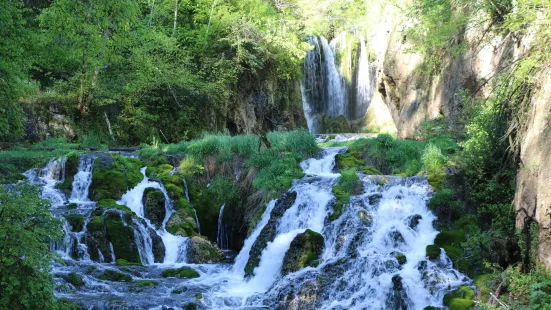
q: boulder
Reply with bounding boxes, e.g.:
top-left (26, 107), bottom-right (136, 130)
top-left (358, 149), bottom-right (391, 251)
top-left (165, 198), bottom-right (197, 237)
top-left (142, 188), bottom-right (166, 229)
top-left (245, 191), bottom-right (297, 277)
top-left (85, 214), bottom-right (114, 263)
top-left (148, 226), bottom-right (166, 263)
top-left (186, 236), bottom-right (224, 264)
top-left (281, 229), bottom-right (324, 275)
top-left (104, 211), bottom-right (141, 263)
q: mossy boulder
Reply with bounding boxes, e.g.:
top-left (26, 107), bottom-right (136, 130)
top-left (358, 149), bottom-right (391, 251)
top-left (320, 114), bottom-right (351, 133)
top-left (104, 211), bottom-right (140, 264)
top-left (434, 230), bottom-right (467, 271)
top-left (161, 266), bottom-right (200, 279)
top-left (146, 164), bottom-right (174, 178)
top-left (66, 215), bottom-right (85, 232)
top-left (98, 199), bottom-right (133, 214)
top-left (99, 269), bottom-right (132, 282)
top-left (245, 191), bottom-right (297, 277)
top-left (166, 198), bottom-right (197, 237)
top-left (443, 286), bottom-right (475, 310)
top-left (186, 236), bottom-right (224, 264)
top-left (55, 152), bottom-right (80, 194)
top-left (426, 245), bottom-right (441, 260)
top-left (85, 214), bottom-right (114, 262)
top-left (89, 154), bottom-right (143, 201)
top-left (281, 229), bottom-right (324, 275)
top-left (142, 187), bottom-right (166, 229)
top-left (65, 272), bottom-right (85, 288)
top-left (147, 226), bottom-right (166, 263)
top-left (395, 253), bottom-right (407, 265)
top-left (134, 280), bottom-right (159, 287)
top-left (116, 259), bottom-right (142, 266)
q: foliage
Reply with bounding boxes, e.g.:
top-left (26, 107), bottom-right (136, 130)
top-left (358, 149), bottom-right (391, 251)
top-left (0, 183), bottom-right (63, 309)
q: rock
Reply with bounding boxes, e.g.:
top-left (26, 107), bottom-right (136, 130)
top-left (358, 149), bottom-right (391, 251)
top-left (245, 191), bottom-right (297, 277)
top-left (66, 215), bottom-right (85, 232)
top-left (276, 281), bottom-right (319, 310)
top-left (104, 211), bottom-right (141, 263)
top-left (142, 187), bottom-right (166, 229)
top-left (386, 275), bottom-right (409, 310)
top-left (395, 253), bottom-right (407, 265)
top-left (443, 285), bottom-right (475, 310)
top-left (89, 154), bottom-right (143, 201)
top-left (186, 236), bottom-right (224, 264)
top-left (99, 269), bottom-right (132, 282)
top-left (407, 214), bottom-right (422, 230)
top-left (389, 230), bottom-right (405, 247)
top-left (85, 214), bottom-right (114, 263)
top-left (426, 245), bottom-right (441, 260)
top-left (165, 198), bottom-right (197, 237)
top-left (148, 226), bottom-right (166, 263)
top-left (65, 272), bottom-right (85, 288)
top-left (358, 210), bottom-right (372, 225)
top-left (281, 229), bottom-right (324, 275)
top-left (161, 266), bottom-right (200, 278)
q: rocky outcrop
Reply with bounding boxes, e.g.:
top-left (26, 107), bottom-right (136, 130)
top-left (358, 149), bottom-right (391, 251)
top-left (142, 188), bottom-right (166, 229)
top-left (244, 191), bottom-right (297, 277)
top-left (166, 198), bottom-right (197, 237)
top-left (281, 229), bottom-right (324, 275)
top-left (514, 73), bottom-right (551, 270)
top-left (185, 236), bottom-right (224, 264)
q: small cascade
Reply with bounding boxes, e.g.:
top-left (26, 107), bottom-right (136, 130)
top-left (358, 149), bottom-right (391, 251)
top-left (302, 32), bottom-right (376, 133)
top-left (69, 155), bottom-right (96, 204)
top-left (216, 204), bottom-right (228, 250)
top-left (182, 177), bottom-right (201, 234)
top-left (24, 156), bottom-right (67, 208)
top-left (132, 218), bottom-right (155, 265)
top-left (118, 168), bottom-right (188, 264)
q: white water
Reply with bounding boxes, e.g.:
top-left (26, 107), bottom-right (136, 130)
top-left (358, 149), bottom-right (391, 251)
top-left (216, 204), bottom-right (228, 250)
top-left (69, 156), bottom-right (95, 203)
top-left (117, 168), bottom-right (187, 264)
top-left (320, 36), bottom-right (347, 118)
top-left (24, 156), bottom-right (67, 208)
top-left (300, 147), bottom-right (345, 177)
top-left (356, 36), bottom-right (374, 119)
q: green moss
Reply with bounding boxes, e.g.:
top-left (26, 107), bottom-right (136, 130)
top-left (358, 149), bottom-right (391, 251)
top-left (67, 203), bottom-right (78, 210)
top-left (98, 199), bottom-right (133, 214)
top-left (86, 216), bottom-right (103, 232)
top-left (66, 272), bottom-right (85, 288)
top-left (331, 185), bottom-right (350, 221)
top-left (434, 230), bottom-right (466, 247)
top-left (360, 166), bottom-right (382, 175)
top-left (90, 155), bottom-right (143, 201)
top-left (426, 245), bottom-right (441, 259)
top-left (86, 266), bottom-right (96, 273)
top-left (66, 215), bottom-right (85, 232)
top-left (395, 253), bottom-right (407, 265)
top-left (104, 215), bottom-right (140, 263)
top-left (145, 167), bottom-right (157, 178)
top-left (195, 293), bottom-right (203, 300)
top-left (443, 286), bottom-right (475, 310)
top-left (172, 286), bottom-right (188, 294)
top-left (134, 280), bottom-right (159, 287)
top-left (184, 303), bottom-right (198, 310)
top-left (161, 267), bottom-right (200, 279)
top-left (164, 183), bottom-right (184, 200)
top-left (116, 259), bottom-right (142, 266)
top-left (330, 169), bottom-right (362, 221)
top-left (99, 269), bottom-right (132, 282)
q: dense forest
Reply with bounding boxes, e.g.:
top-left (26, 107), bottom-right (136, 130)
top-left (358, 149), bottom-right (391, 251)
top-left (1, 0), bottom-right (551, 309)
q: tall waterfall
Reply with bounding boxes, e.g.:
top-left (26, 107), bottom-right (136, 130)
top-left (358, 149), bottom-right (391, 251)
top-left (302, 32), bottom-right (376, 134)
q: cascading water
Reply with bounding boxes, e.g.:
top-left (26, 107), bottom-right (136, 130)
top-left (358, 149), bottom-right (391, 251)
top-left (216, 204), bottom-right (229, 250)
top-left (69, 155), bottom-right (95, 204)
top-left (302, 32), bottom-right (376, 133)
top-left (29, 149), bottom-right (469, 309)
top-left (24, 156), bottom-right (67, 208)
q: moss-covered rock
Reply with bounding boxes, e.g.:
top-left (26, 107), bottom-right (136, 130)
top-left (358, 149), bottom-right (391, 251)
top-left (320, 114), bottom-right (351, 133)
top-left (116, 259), bottom-right (142, 266)
top-left (85, 214), bottom-right (114, 263)
top-left (66, 215), bottom-right (85, 232)
top-left (104, 211), bottom-right (140, 263)
top-left (134, 280), bottom-right (159, 287)
top-left (281, 229), bottom-right (324, 275)
top-left (395, 253), bottom-right (407, 265)
top-left (89, 154), bottom-right (143, 201)
top-left (443, 286), bottom-right (475, 310)
top-left (65, 272), bottom-right (85, 288)
top-left (426, 245), bottom-right (441, 260)
top-left (98, 199), bottom-right (132, 214)
top-left (142, 187), bottom-right (166, 229)
top-left (161, 267), bottom-right (200, 279)
top-left (245, 191), bottom-right (297, 277)
top-left (55, 152), bottom-right (80, 194)
top-left (166, 198), bottom-right (197, 237)
top-left (147, 226), bottom-right (166, 263)
top-left (330, 168), bottom-right (362, 221)
top-left (99, 269), bottom-right (132, 282)
top-left (186, 236), bottom-right (224, 264)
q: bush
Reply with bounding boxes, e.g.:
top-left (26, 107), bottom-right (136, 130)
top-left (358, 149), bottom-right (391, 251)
top-left (0, 184), bottom-right (63, 308)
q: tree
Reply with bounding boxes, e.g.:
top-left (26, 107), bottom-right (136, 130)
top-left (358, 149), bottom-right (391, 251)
top-left (0, 184), bottom-right (63, 309)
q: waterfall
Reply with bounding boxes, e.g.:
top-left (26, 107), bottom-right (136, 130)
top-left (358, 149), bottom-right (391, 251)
top-left (24, 156), bottom-right (67, 208)
top-left (216, 204), bottom-right (228, 250)
top-left (182, 177), bottom-right (201, 234)
top-left (302, 32), bottom-right (375, 133)
top-left (232, 200), bottom-right (277, 276)
top-left (133, 218), bottom-right (155, 265)
top-left (118, 167), bottom-right (188, 264)
top-left (69, 155), bottom-right (95, 203)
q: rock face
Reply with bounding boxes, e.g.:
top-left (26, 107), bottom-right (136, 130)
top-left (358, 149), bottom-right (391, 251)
top-left (142, 187), bottom-right (166, 229)
top-left (514, 73), bottom-right (551, 270)
top-left (186, 236), bottom-right (224, 264)
top-left (281, 229), bottom-right (324, 275)
top-left (244, 191), bottom-right (297, 277)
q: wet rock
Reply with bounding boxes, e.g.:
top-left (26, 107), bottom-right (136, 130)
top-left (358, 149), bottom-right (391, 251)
top-left (142, 188), bottom-right (166, 229)
top-left (389, 230), bottom-right (405, 247)
top-left (162, 266), bottom-right (200, 278)
top-left (104, 211), bottom-right (141, 263)
top-left (85, 214), bottom-right (114, 263)
top-left (276, 281), bottom-right (319, 310)
top-left (65, 272), bottom-right (85, 288)
top-left (165, 198), bottom-right (197, 237)
top-left (426, 245), bottom-right (441, 260)
top-left (66, 215), bottom-right (85, 232)
top-left (148, 227), bottom-right (166, 263)
top-left (395, 253), bottom-right (407, 265)
top-left (183, 303), bottom-right (197, 310)
top-left (358, 209), bottom-right (372, 225)
top-left (368, 193), bottom-right (382, 205)
top-left (386, 275), bottom-right (409, 310)
top-left (99, 269), bottom-right (132, 282)
top-left (281, 229), bottom-right (324, 275)
top-left (186, 236), bottom-right (224, 264)
top-left (407, 214), bottom-right (423, 230)
top-left (245, 191), bottom-right (297, 277)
